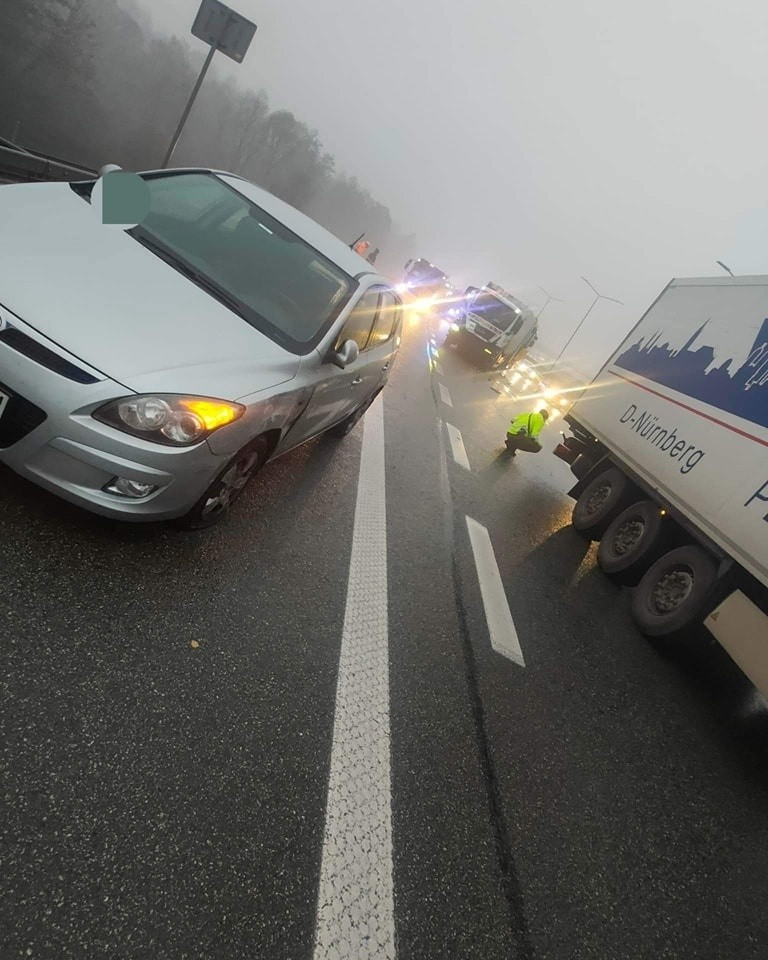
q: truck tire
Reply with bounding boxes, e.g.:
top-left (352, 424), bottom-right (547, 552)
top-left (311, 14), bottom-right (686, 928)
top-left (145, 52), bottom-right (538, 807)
top-left (597, 500), bottom-right (668, 584)
top-left (571, 467), bottom-right (637, 540)
top-left (631, 544), bottom-right (718, 638)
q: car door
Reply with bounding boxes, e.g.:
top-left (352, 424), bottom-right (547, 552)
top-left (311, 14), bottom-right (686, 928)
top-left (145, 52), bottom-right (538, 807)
top-left (291, 287), bottom-right (381, 441)
top-left (358, 289), bottom-right (402, 398)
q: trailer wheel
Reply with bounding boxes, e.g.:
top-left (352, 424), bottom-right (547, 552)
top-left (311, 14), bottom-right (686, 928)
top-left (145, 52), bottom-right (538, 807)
top-left (571, 467), bottom-right (637, 540)
top-left (631, 545), bottom-right (717, 638)
top-left (597, 500), bottom-right (668, 584)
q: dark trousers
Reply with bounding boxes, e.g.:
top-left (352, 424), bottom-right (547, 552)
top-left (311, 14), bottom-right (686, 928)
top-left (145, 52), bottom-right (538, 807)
top-left (505, 434), bottom-right (542, 454)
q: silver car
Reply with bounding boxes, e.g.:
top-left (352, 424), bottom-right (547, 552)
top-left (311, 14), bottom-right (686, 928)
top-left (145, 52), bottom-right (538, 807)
top-left (0, 168), bottom-right (402, 527)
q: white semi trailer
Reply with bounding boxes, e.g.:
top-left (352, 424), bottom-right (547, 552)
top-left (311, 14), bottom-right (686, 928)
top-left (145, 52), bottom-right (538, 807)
top-left (555, 276), bottom-right (768, 696)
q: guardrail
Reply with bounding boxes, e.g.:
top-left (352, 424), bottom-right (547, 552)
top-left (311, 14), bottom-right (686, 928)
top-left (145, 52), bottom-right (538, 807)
top-left (0, 142), bottom-right (96, 184)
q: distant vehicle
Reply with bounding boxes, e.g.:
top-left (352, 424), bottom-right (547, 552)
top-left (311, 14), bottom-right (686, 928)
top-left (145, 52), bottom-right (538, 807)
top-left (444, 282), bottom-right (538, 370)
top-left (398, 258), bottom-right (450, 307)
top-left (0, 168), bottom-right (403, 528)
top-left (556, 275), bottom-right (768, 697)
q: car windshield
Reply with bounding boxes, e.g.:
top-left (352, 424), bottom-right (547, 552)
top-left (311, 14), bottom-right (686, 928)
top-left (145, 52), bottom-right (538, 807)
top-left (409, 261), bottom-right (447, 283)
top-left (469, 293), bottom-right (519, 331)
top-left (127, 173), bottom-right (354, 352)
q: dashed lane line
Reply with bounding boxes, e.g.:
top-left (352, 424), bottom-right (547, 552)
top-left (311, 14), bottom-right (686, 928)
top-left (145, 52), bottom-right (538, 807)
top-left (313, 398), bottom-right (395, 960)
top-left (435, 362), bottom-right (444, 376)
top-left (444, 421), bottom-right (471, 471)
top-left (439, 382), bottom-right (453, 407)
top-left (465, 516), bottom-right (526, 668)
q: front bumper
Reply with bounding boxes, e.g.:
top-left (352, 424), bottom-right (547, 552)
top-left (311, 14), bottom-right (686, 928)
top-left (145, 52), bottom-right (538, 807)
top-left (449, 327), bottom-right (499, 364)
top-left (0, 324), bottom-right (229, 521)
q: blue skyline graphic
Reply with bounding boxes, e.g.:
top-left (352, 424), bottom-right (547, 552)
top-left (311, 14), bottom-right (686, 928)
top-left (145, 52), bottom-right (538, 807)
top-left (614, 317), bottom-right (768, 431)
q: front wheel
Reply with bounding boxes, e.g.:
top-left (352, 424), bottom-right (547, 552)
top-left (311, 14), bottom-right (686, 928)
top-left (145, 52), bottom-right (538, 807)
top-left (174, 436), bottom-right (269, 530)
top-left (328, 392), bottom-right (378, 438)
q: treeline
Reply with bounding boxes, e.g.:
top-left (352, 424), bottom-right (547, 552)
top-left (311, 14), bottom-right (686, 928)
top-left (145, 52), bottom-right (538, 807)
top-left (0, 0), bottom-right (415, 274)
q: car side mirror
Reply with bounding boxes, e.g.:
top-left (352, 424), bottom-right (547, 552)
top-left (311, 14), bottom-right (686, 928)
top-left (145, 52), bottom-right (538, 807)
top-left (330, 339), bottom-right (359, 369)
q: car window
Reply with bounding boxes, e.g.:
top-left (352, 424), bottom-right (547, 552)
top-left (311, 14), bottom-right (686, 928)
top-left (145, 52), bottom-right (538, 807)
top-left (369, 291), bottom-right (399, 346)
top-left (511, 317), bottom-right (524, 335)
top-left (130, 173), bottom-right (354, 354)
top-left (335, 289), bottom-right (380, 351)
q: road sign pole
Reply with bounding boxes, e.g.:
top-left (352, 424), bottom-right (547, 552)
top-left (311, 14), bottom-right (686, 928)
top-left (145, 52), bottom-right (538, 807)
top-left (161, 41), bottom-right (218, 169)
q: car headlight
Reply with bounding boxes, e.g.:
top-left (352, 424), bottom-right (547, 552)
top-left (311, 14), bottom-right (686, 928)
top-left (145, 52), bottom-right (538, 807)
top-left (94, 394), bottom-right (245, 446)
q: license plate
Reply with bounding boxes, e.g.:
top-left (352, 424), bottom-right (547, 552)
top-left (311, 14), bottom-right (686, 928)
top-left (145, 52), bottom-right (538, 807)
top-left (0, 388), bottom-right (8, 421)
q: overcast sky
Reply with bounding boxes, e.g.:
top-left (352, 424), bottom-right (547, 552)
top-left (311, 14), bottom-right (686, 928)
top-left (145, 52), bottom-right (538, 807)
top-left (132, 0), bottom-right (768, 373)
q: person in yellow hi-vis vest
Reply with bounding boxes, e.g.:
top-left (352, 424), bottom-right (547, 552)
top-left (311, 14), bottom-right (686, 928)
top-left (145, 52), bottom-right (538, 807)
top-left (504, 408), bottom-right (549, 457)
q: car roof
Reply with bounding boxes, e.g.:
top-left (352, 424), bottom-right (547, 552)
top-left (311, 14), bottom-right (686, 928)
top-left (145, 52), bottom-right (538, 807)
top-left (139, 167), bottom-right (388, 284)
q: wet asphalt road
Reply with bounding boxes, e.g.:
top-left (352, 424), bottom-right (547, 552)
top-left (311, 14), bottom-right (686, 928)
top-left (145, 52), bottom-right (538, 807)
top-left (2, 313), bottom-right (767, 959)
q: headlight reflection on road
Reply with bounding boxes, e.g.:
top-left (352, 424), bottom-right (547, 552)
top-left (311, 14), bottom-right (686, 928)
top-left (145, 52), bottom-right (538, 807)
top-left (426, 339), bottom-right (441, 372)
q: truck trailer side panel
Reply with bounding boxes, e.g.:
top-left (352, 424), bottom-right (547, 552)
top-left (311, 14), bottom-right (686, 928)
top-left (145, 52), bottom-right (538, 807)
top-left (570, 276), bottom-right (768, 591)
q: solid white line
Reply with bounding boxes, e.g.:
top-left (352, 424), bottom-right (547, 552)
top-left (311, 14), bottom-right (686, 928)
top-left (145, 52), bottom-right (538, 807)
top-left (444, 421), bottom-right (471, 471)
top-left (465, 516), bottom-right (526, 667)
top-left (313, 398), bottom-right (395, 960)
top-left (438, 382), bottom-right (453, 407)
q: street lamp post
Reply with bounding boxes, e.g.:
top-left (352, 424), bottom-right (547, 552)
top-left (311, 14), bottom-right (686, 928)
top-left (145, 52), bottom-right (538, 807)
top-left (536, 285), bottom-right (564, 320)
top-left (550, 276), bottom-right (623, 374)
top-left (716, 260), bottom-right (735, 277)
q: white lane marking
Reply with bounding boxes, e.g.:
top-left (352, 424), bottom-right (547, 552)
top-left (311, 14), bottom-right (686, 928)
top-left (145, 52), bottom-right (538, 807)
top-left (438, 382), bottom-right (453, 407)
top-left (313, 398), bottom-right (395, 960)
top-left (465, 516), bottom-right (526, 668)
top-left (444, 421), bottom-right (471, 471)
top-left (435, 362), bottom-right (444, 376)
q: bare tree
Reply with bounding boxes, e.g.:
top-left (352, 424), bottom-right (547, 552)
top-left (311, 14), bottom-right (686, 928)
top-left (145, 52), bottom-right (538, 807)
top-left (0, 0), bottom-right (417, 262)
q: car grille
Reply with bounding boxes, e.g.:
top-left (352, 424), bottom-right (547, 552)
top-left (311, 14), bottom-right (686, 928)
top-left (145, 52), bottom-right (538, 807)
top-left (467, 313), bottom-right (500, 342)
top-left (471, 324), bottom-right (496, 342)
top-left (0, 382), bottom-right (47, 448)
top-left (0, 327), bottom-right (99, 384)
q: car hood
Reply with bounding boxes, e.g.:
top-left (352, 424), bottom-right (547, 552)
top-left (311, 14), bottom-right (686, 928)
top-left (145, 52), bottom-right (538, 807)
top-left (0, 182), bottom-right (300, 398)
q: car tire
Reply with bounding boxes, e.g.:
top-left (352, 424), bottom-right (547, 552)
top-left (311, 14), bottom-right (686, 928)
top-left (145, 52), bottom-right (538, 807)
top-left (571, 467), bottom-right (637, 540)
top-left (631, 544), bottom-right (718, 638)
top-left (597, 499), bottom-right (669, 584)
top-left (328, 392), bottom-right (377, 439)
top-left (174, 435), bottom-right (269, 530)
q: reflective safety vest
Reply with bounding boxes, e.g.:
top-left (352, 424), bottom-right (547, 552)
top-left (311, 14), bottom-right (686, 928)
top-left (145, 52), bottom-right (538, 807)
top-left (507, 411), bottom-right (546, 439)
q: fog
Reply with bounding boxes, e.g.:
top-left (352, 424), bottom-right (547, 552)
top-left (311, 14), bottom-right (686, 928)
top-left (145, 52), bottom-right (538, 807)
top-left (6, 0), bottom-right (768, 376)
